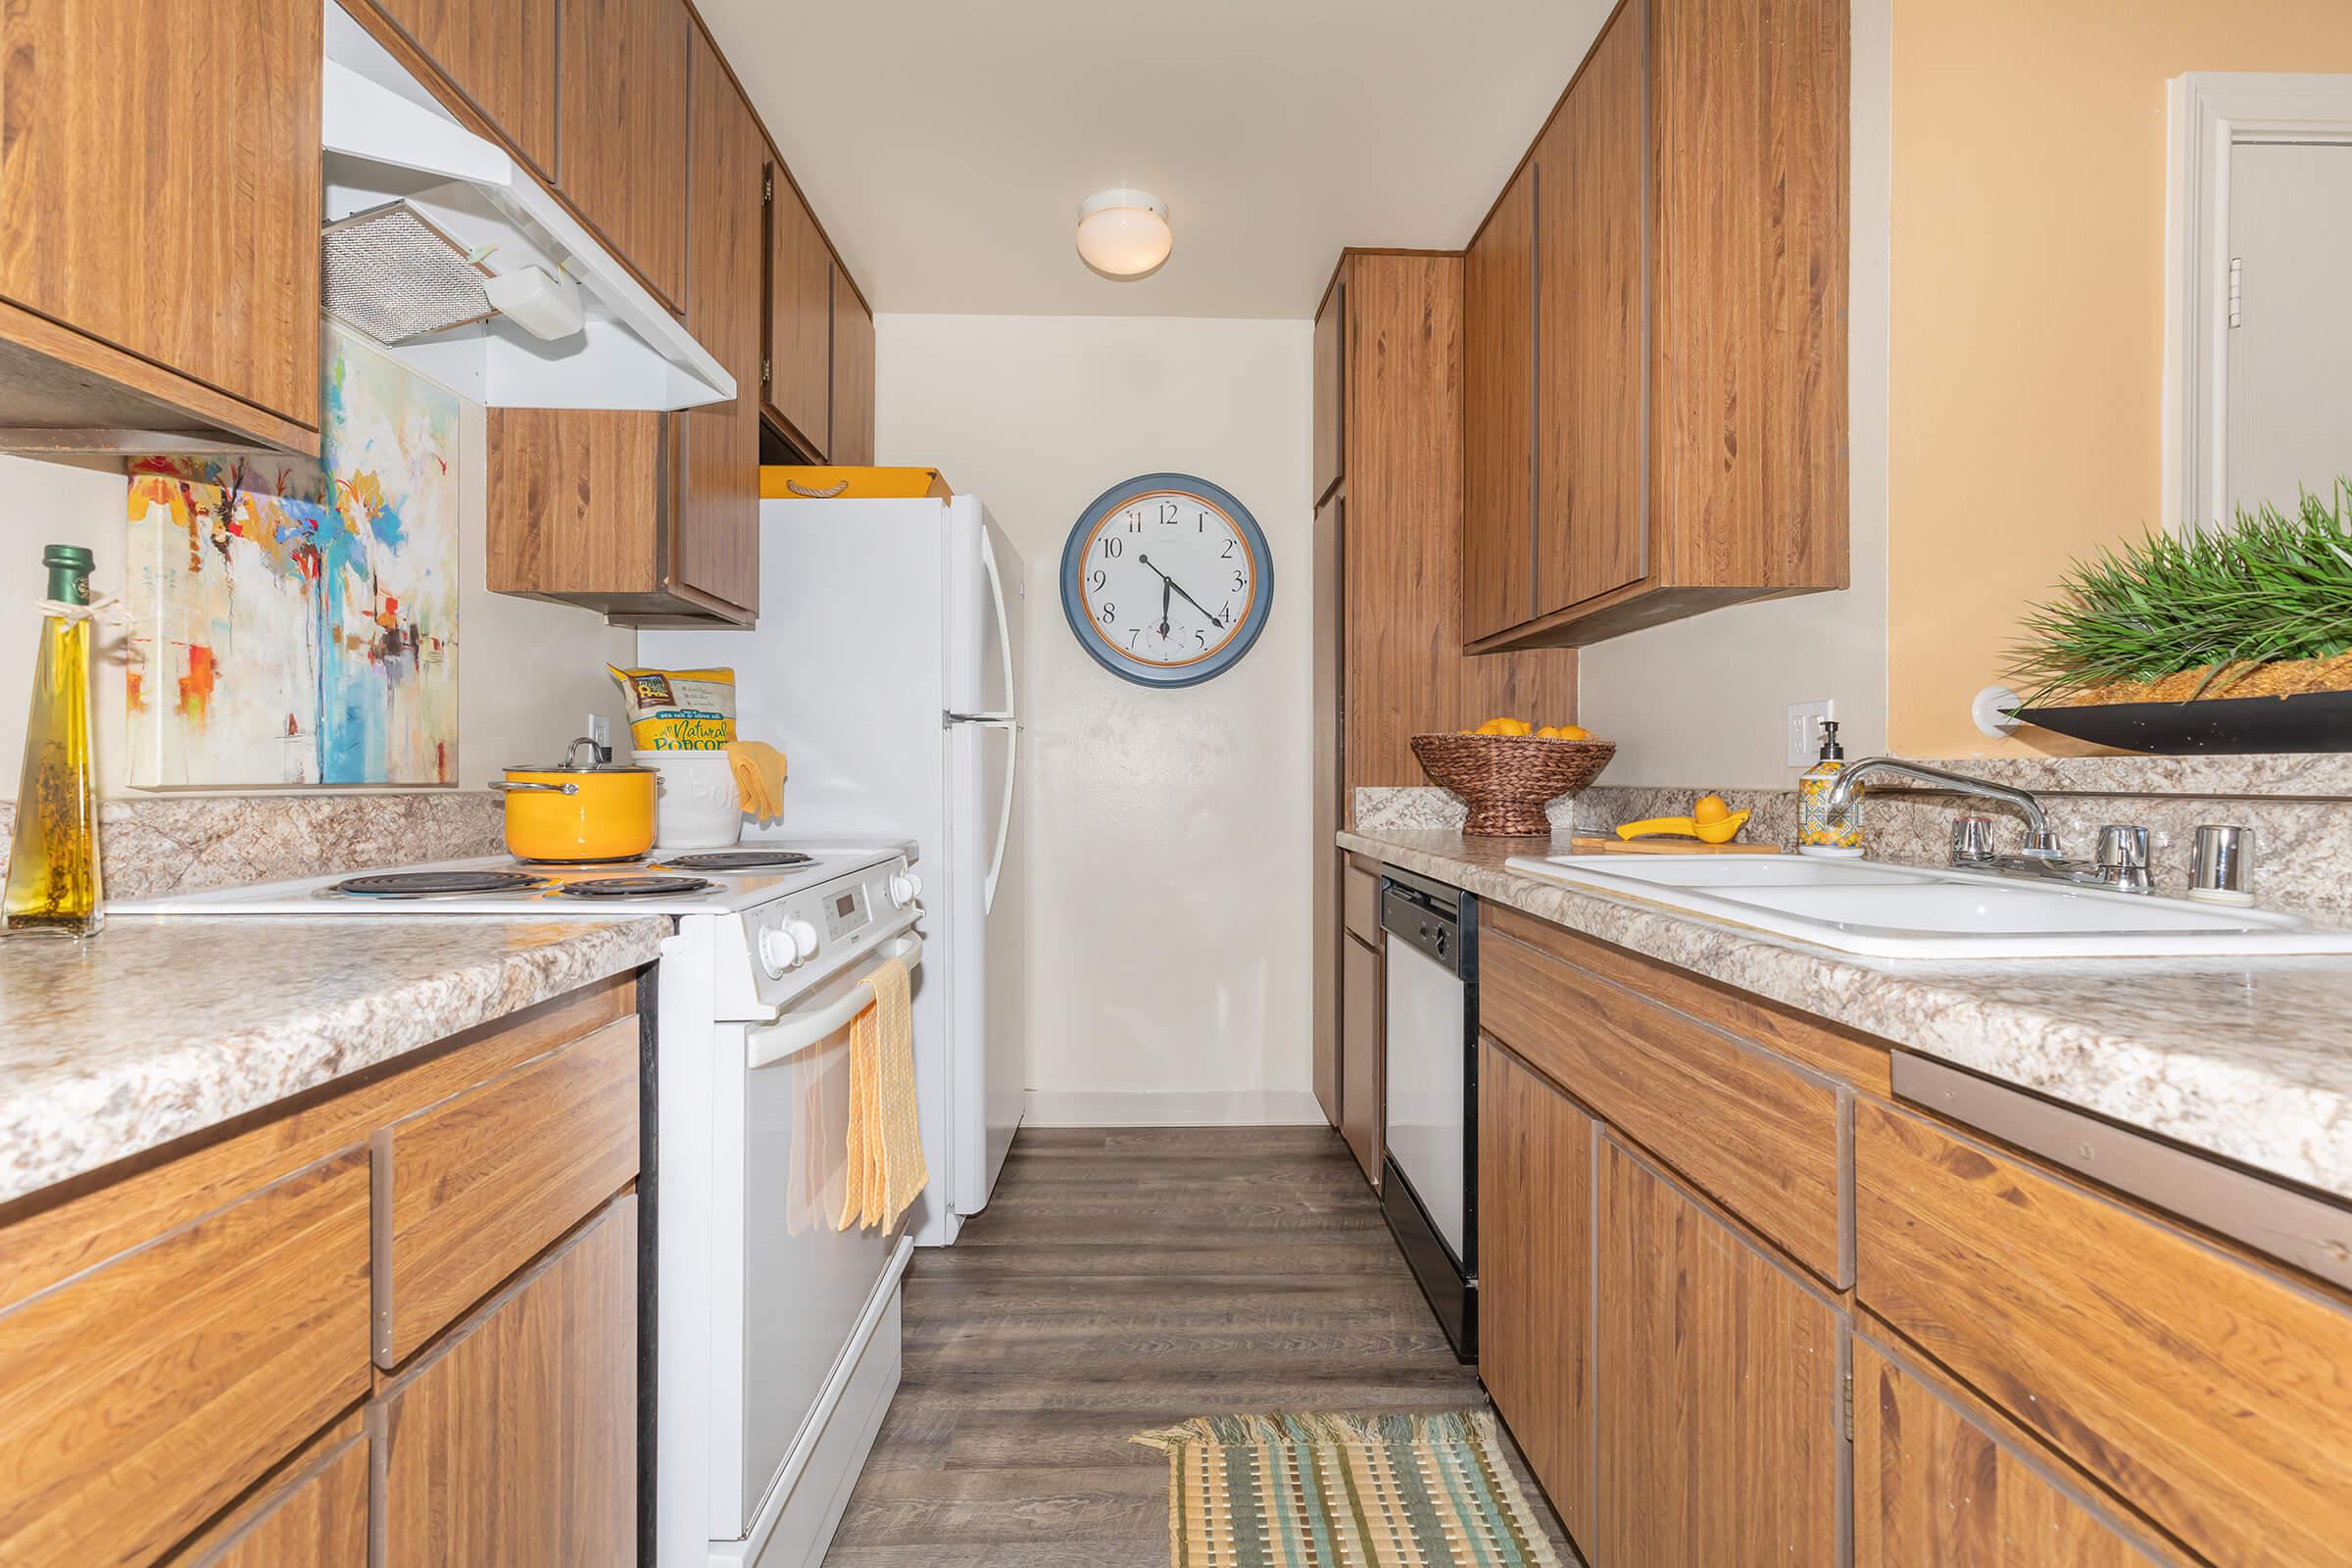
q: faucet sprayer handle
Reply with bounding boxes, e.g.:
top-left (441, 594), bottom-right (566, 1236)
top-left (2095, 824), bottom-right (2152, 892)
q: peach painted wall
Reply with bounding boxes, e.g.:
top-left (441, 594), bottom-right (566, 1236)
top-left (1887, 0), bottom-right (2352, 757)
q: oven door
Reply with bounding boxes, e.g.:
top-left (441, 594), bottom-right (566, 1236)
top-left (716, 922), bottom-right (922, 1539)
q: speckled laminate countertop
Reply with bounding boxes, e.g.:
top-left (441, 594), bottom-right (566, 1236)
top-left (0, 914), bottom-right (666, 1204)
top-left (1342, 827), bottom-right (2352, 1202)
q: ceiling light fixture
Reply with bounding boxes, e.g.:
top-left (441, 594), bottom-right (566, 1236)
top-left (1075, 188), bottom-right (1172, 278)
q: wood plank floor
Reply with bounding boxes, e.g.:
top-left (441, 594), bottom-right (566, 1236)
top-left (823, 1125), bottom-right (1580, 1567)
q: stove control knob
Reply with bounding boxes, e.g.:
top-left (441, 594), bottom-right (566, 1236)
top-left (758, 918), bottom-right (820, 973)
top-left (785, 918), bottom-right (820, 963)
top-left (888, 871), bottom-right (923, 909)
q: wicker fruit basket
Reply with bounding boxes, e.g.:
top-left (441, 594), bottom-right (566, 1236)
top-left (1409, 733), bottom-right (1616, 837)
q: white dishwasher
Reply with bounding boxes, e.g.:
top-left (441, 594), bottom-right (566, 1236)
top-left (1379, 867), bottom-right (1478, 1361)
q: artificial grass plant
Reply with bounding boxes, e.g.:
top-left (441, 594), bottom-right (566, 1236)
top-left (2007, 482), bottom-right (2352, 707)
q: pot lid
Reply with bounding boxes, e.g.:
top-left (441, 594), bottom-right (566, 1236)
top-left (507, 736), bottom-right (656, 774)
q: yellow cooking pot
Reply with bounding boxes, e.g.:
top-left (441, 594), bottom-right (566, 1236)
top-left (493, 737), bottom-right (657, 863)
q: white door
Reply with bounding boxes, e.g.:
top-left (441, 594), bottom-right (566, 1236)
top-left (2226, 142), bottom-right (2352, 520)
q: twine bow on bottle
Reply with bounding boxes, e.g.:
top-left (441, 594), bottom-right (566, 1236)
top-left (36, 592), bottom-right (122, 625)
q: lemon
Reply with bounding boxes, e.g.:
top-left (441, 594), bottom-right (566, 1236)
top-left (1693, 793), bottom-right (1731, 824)
top-left (1552, 723), bottom-right (1593, 741)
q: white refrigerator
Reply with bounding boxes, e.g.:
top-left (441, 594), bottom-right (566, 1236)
top-left (643, 495), bottom-right (1027, 1248)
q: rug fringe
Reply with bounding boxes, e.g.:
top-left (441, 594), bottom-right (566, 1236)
top-left (1132, 1408), bottom-right (1495, 1451)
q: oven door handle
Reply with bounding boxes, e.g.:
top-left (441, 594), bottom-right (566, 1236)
top-left (745, 932), bottom-right (924, 1069)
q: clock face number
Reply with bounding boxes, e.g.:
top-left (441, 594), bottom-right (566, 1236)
top-left (1076, 490), bottom-right (1255, 669)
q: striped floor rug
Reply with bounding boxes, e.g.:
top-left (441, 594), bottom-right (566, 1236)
top-left (1132, 1410), bottom-right (1563, 1567)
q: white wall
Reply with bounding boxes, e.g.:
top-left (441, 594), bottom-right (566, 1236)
top-left (1574, 0), bottom-right (1892, 789)
top-left (877, 313), bottom-right (1318, 1125)
top-left (0, 400), bottom-right (634, 797)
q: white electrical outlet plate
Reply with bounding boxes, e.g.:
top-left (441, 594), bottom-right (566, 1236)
top-left (1786, 700), bottom-right (1834, 767)
top-left (588, 714), bottom-right (612, 753)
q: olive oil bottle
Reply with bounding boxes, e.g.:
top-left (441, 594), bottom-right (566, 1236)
top-left (4, 545), bottom-right (104, 937)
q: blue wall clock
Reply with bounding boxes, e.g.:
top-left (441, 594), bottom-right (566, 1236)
top-left (1059, 473), bottom-right (1275, 688)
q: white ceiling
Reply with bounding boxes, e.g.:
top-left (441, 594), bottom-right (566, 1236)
top-left (696, 0), bottom-right (1614, 319)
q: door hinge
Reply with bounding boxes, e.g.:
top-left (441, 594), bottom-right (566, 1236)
top-left (760, 356), bottom-right (771, 387)
top-left (763, 172), bottom-right (773, 204)
top-left (2228, 257), bottom-right (2243, 329)
top-left (1842, 1368), bottom-right (1855, 1441)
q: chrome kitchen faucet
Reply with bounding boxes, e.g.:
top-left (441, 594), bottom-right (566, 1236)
top-left (1826, 759), bottom-right (2153, 894)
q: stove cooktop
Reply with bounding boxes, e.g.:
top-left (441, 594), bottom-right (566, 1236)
top-left (106, 840), bottom-right (912, 917)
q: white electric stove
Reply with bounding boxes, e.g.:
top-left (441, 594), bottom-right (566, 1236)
top-left (112, 838), bottom-right (925, 1568)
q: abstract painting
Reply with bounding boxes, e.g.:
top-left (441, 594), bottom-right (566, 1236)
top-left (126, 325), bottom-right (460, 786)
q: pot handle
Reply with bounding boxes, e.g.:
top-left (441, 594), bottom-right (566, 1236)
top-left (491, 780), bottom-right (581, 795)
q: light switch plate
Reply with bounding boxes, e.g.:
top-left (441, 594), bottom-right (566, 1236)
top-left (1786, 700), bottom-right (1834, 767)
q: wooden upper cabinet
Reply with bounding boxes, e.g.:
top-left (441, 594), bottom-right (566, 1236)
top-left (366, 0), bottom-right (560, 174)
top-left (766, 171), bottom-right (834, 458)
top-left (558, 0), bottom-right (690, 311)
top-left (1462, 170), bottom-right (1535, 643)
top-left (830, 279), bottom-right (876, 466)
top-left (1853, 1337), bottom-right (2188, 1568)
top-left (1479, 1040), bottom-right (1594, 1544)
top-left (1595, 1135), bottom-right (1843, 1566)
top-left (1535, 0), bottom-right (1646, 617)
top-left (1459, 0), bottom-right (1847, 649)
top-left (675, 24), bottom-right (767, 615)
top-left (0, 0), bottom-right (322, 453)
top-left (1312, 272), bottom-right (1345, 506)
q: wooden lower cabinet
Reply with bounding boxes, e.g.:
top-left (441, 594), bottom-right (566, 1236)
top-left (1595, 1135), bottom-right (1844, 1567)
top-left (1477, 1040), bottom-right (1593, 1544)
top-left (1853, 1337), bottom-right (2181, 1567)
top-left (373, 1196), bottom-right (639, 1566)
top-left (1340, 929), bottom-right (1383, 1187)
top-left (172, 1413), bottom-right (370, 1568)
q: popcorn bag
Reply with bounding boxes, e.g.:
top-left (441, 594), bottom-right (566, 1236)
top-left (608, 664), bottom-right (737, 751)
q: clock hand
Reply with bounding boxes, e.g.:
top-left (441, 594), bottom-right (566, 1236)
top-left (1138, 554), bottom-right (1228, 628)
top-left (1158, 577), bottom-right (1171, 640)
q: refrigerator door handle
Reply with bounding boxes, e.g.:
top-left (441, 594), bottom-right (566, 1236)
top-left (984, 715), bottom-right (1017, 915)
top-left (979, 523), bottom-right (1018, 724)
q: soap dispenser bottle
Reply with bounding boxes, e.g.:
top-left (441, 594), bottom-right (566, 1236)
top-left (1797, 719), bottom-right (1864, 859)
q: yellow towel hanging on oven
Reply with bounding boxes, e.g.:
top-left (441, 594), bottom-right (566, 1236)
top-left (839, 956), bottom-right (926, 1232)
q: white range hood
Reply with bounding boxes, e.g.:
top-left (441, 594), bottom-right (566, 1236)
top-left (320, 4), bottom-right (733, 411)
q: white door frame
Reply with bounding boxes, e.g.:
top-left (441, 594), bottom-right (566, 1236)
top-left (2163, 72), bottom-right (2352, 534)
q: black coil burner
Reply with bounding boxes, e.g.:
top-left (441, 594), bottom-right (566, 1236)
top-left (549, 876), bottom-right (718, 900)
top-left (327, 870), bottom-right (553, 900)
top-left (658, 850), bottom-right (816, 872)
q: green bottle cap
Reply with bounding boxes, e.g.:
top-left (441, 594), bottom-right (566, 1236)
top-left (42, 544), bottom-right (94, 606)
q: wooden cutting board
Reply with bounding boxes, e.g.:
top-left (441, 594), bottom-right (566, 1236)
top-left (1567, 835), bottom-right (1785, 857)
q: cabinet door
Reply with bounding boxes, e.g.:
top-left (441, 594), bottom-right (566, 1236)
top-left (831, 280), bottom-right (876, 466)
top-left (1462, 167), bottom-right (1536, 642)
top-left (1596, 1136), bottom-right (1842, 1566)
top-left (1478, 1041), bottom-right (1593, 1544)
top-left (1536, 0), bottom-right (1647, 615)
top-left (1340, 930), bottom-right (1383, 1187)
top-left (676, 26), bottom-right (766, 614)
top-left (368, 0), bottom-right (559, 174)
top-left (0, 0), bottom-right (321, 430)
top-left (766, 172), bottom-right (834, 457)
top-left (1312, 273), bottom-right (1345, 506)
top-left (558, 0), bottom-right (689, 310)
top-left (375, 1196), bottom-right (638, 1566)
top-left (172, 1413), bottom-right (369, 1568)
top-left (1854, 1338), bottom-right (2182, 1568)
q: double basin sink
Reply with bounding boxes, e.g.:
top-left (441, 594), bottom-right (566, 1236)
top-left (1502, 853), bottom-right (2352, 959)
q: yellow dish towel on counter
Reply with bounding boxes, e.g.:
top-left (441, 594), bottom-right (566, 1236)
top-left (838, 957), bottom-right (926, 1232)
top-left (725, 741), bottom-right (789, 825)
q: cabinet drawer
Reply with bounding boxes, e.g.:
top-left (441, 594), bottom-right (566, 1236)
top-left (1856, 1101), bottom-right (2352, 1568)
top-left (1481, 922), bottom-right (1849, 1283)
top-left (0, 1151), bottom-right (372, 1567)
top-left (1343, 857), bottom-right (1380, 945)
top-left (373, 1014), bottom-right (639, 1365)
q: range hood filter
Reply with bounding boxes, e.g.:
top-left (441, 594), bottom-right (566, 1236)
top-left (321, 202), bottom-right (498, 345)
